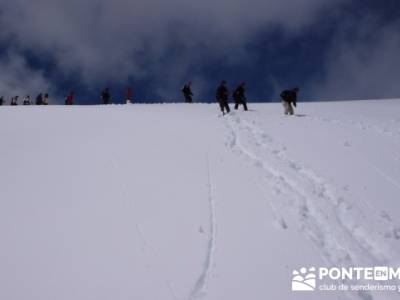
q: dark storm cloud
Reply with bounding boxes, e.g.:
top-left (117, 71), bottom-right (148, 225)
top-left (0, 0), bottom-right (346, 99)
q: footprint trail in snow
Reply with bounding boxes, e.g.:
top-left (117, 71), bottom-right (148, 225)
top-left (223, 112), bottom-right (400, 300)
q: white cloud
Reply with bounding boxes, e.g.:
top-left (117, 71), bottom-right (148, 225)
top-left (309, 17), bottom-right (400, 100)
top-left (0, 52), bottom-right (51, 102)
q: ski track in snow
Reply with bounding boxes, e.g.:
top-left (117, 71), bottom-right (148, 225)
top-left (256, 181), bottom-right (288, 230)
top-left (223, 111), bottom-right (400, 300)
top-left (188, 156), bottom-right (217, 300)
top-left (362, 156), bottom-right (400, 192)
top-left (307, 114), bottom-right (400, 240)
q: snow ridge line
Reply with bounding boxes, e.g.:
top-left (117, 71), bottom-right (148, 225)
top-left (223, 113), bottom-right (398, 300)
top-left (188, 156), bottom-right (217, 300)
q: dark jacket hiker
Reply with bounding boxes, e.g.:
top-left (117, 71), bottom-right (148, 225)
top-left (216, 81), bottom-right (231, 115)
top-left (0, 96), bottom-right (3, 106)
top-left (182, 82), bottom-right (193, 103)
top-left (280, 88), bottom-right (299, 115)
top-left (233, 82), bottom-right (248, 111)
top-left (101, 88), bottom-right (111, 105)
top-left (36, 93), bottom-right (43, 105)
top-left (11, 96), bottom-right (18, 106)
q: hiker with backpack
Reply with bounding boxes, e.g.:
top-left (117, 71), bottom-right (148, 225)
top-left (216, 81), bottom-right (231, 115)
top-left (233, 82), bottom-right (248, 111)
top-left (0, 96), bottom-right (3, 106)
top-left (101, 88), bottom-right (111, 105)
top-left (280, 87), bottom-right (299, 115)
top-left (23, 95), bottom-right (31, 105)
top-left (182, 82), bottom-right (193, 103)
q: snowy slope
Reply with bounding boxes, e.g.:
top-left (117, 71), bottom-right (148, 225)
top-left (0, 100), bottom-right (400, 300)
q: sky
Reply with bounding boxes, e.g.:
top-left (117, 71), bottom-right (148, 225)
top-left (0, 0), bottom-right (400, 104)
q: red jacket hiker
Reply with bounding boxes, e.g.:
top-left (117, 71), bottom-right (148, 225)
top-left (126, 88), bottom-right (133, 103)
top-left (65, 92), bottom-right (75, 105)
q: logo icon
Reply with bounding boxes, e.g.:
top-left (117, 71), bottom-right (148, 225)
top-left (292, 267), bottom-right (316, 291)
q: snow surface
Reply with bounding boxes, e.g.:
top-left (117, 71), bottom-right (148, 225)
top-left (1, 100), bottom-right (400, 300)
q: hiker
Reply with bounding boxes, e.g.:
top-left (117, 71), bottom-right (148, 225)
top-left (126, 87), bottom-right (133, 104)
top-left (182, 82), bottom-right (193, 103)
top-left (65, 91), bottom-right (75, 105)
top-left (36, 93), bottom-right (43, 105)
top-left (0, 96), bottom-right (3, 106)
top-left (11, 96), bottom-right (18, 106)
top-left (280, 87), bottom-right (299, 115)
top-left (101, 88), bottom-right (111, 105)
top-left (23, 95), bottom-right (31, 105)
top-left (43, 93), bottom-right (49, 105)
top-left (216, 81), bottom-right (230, 115)
top-left (233, 82), bottom-right (248, 111)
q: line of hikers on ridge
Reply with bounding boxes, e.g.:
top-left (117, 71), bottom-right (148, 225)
top-left (182, 81), bottom-right (299, 116)
top-left (0, 93), bottom-right (50, 106)
top-left (0, 83), bottom-right (299, 116)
